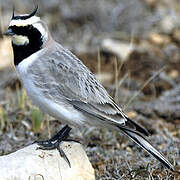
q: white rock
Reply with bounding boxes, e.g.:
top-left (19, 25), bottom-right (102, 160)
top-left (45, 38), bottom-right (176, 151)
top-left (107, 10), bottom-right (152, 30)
top-left (95, 72), bottom-right (113, 84)
top-left (101, 38), bottom-right (135, 61)
top-left (0, 142), bottom-right (95, 180)
top-left (160, 15), bottom-right (176, 33)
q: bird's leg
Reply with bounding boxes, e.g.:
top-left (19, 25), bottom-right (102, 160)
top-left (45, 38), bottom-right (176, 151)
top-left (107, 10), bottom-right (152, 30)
top-left (49, 124), bottom-right (72, 142)
top-left (35, 125), bottom-right (72, 167)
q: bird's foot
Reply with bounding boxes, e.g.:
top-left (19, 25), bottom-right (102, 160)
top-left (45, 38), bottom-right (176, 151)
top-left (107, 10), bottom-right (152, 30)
top-left (35, 125), bottom-right (72, 167)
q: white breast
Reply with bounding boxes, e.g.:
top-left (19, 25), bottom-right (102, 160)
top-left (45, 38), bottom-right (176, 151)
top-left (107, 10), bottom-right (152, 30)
top-left (16, 52), bottom-right (86, 127)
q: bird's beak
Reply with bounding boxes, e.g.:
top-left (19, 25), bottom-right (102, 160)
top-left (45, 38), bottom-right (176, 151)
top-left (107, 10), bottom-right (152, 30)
top-left (3, 28), bottom-right (15, 36)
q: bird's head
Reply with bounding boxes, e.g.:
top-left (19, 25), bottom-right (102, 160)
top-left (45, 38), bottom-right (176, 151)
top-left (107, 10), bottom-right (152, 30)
top-left (3, 6), bottom-right (49, 65)
top-left (3, 6), bottom-right (48, 46)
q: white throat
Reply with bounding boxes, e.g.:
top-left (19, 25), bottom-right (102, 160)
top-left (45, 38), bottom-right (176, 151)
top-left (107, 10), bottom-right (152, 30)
top-left (12, 35), bottom-right (29, 46)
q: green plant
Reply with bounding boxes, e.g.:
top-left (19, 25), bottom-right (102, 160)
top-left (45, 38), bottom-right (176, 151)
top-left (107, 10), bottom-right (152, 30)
top-left (0, 106), bottom-right (8, 130)
top-left (31, 108), bottom-right (44, 133)
top-left (16, 84), bottom-right (27, 109)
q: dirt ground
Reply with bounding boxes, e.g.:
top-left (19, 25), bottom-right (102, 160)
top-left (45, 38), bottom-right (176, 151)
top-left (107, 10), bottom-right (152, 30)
top-left (0, 0), bottom-right (179, 179)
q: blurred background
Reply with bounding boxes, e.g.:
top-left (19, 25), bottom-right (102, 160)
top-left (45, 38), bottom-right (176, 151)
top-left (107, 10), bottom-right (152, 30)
top-left (0, 0), bottom-right (179, 179)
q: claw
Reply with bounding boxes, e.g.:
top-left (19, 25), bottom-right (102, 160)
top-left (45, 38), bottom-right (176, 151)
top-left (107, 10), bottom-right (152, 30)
top-left (35, 125), bottom-right (72, 167)
top-left (57, 145), bottom-right (71, 168)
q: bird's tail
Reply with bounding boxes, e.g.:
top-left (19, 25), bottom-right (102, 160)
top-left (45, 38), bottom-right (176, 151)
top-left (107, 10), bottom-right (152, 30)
top-left (117, 125), bottom-right (174, 171)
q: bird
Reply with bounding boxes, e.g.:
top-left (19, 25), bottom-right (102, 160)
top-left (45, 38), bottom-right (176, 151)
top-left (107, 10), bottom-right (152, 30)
top-left (3, 6), bottom-right (174, 171)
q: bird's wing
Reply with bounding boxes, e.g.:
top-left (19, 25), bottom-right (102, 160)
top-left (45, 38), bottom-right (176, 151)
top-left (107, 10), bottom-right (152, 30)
top-left (29, 44), bottom-right (148, 135)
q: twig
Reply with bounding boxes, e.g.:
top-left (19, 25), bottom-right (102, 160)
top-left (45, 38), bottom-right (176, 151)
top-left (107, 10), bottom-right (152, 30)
top-left (124, 66), bottom-right (167, 110)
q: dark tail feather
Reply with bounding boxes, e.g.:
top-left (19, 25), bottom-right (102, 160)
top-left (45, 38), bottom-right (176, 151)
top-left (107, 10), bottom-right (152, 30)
top-left (112, 103), bottom-right (150, 136)
top-left (125, 116), bottom-right (150, 136)
top-left (118, 126), bottom-right (174, 171)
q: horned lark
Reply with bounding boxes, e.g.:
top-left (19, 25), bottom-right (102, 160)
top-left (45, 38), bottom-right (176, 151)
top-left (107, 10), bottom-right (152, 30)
top-left (3, 6), bottom-right (174, 171)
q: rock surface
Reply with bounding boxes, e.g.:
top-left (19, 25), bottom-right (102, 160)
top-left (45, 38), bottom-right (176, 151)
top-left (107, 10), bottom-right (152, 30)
top-left (0, 38), bottom-right (13, 70)
top-left (0, 142), bottom-right (95, 180)
top-left (101, 38), bottom-right (135, 60)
